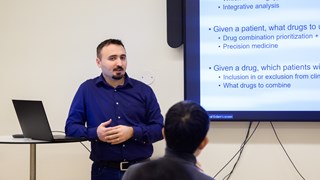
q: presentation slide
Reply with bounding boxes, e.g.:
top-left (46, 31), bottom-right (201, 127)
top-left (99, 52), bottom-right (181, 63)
top-left (194, 0), bottom-right (320, 120)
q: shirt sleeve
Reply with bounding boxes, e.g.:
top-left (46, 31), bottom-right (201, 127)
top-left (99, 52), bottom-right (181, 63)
top-left (131, 87), bottom-right (164, 144)
top-left (65, 83), bottom-right (98, 140)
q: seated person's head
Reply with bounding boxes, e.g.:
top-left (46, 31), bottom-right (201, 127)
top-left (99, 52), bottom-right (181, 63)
top-left (164, 100), bottom-right (210, 154)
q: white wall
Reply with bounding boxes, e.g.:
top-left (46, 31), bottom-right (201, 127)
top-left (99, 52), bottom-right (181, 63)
top-left (0, 1), bottom-right (320, 180)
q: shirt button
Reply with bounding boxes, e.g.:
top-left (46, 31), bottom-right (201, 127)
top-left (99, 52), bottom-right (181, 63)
top-left (116, 102), bottom-right (119, 105)
top-left (114, 89), bottom-right (117, 92)
top-left (123, 144), bottom-right (125, 147)
top-left (118, 116), bottom-right (121, 119)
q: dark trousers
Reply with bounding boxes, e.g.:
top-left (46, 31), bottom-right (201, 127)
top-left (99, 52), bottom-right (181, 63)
top-left (91, 162), bottom-right (125, 180)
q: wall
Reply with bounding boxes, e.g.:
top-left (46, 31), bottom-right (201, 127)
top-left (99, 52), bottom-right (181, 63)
top-left (0, 1), bottom-right (319, 179)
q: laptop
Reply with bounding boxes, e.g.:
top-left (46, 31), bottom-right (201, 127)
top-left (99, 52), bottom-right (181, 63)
top-left (12, 99), bottom-right (85, 142)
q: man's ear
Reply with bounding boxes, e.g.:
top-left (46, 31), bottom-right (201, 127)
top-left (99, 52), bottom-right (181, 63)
top-left (162, 128), bottom-right (166, 140)
top-left (198, 136), bottom-right (208, 150)
top-left (194, 136), bottom-right (209, 157)
top-left (96, 58), bottom-right (101, 67)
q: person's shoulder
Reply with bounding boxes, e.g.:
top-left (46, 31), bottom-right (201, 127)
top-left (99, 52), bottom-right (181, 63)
top-left (128, 76), bottom-right (149, 86)
top-left (167, 158), bottom-right (213, 180)
top-left (124, 157), bottom-right (214, 180)
top-left (187, 165), bottom-right (214, 180)
top-left (127, 76), bottom-right (154, 91)
top-left (74, 76), bottom-right (101, 94)
top-left (124, 162), bottom-right (143, 172)
top-left (79, 76), bottom-right (100, 87)
top-left (195, 172), bottom-right (214, 180)
top-left (122, 162), bottom-right (147, 180)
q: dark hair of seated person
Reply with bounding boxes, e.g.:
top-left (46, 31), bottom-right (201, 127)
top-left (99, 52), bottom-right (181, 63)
top-left (165, 100), bottom-right (209, 154)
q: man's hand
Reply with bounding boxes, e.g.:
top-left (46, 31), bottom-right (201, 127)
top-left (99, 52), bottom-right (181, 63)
top-left (97, 119), bottom-right (112, 142)
top-left (97, 119), bottom-right (134, 144)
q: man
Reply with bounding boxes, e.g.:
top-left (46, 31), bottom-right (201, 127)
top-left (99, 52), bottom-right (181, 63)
top-left (65, 39), bottom-right (164, 180)
top-left (122, 100), bottom-right (213, 180)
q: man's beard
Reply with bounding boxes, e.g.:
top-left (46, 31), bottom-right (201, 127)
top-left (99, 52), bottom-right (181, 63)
top-left (112, 66), bottom-right (124, 80)
top-left (112, 73), bottom-right (124, 80)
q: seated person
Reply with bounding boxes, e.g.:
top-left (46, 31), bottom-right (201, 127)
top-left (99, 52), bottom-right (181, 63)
top-left (122, 100), bottom-right (213, 180)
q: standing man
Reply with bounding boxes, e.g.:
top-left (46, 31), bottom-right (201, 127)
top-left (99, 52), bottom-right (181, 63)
top-left (123, 100), bottom-right (213, 180)
top-left (65, 39), bottom-right (164, 180)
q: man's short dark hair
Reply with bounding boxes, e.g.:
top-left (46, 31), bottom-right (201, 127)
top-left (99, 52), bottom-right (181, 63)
top-left (96, 39), bottom-right (125, 59)
top-left (164, 100), bottom-right (210, 154)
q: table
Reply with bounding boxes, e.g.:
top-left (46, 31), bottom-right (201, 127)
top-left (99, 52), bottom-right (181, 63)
top-left (0, 135), bottom-right (85, 180)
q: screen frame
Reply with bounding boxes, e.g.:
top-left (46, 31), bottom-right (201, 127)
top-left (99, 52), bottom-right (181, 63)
top-left (183, 0), bottom-right (320, 122)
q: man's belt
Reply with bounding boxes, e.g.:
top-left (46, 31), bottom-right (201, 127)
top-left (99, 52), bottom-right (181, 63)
top-left (96, 158), bottom-right (149, 171)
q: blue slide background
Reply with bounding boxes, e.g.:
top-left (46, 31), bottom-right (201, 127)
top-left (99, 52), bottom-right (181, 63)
top-left (199, 0), bottom-right (320, 112)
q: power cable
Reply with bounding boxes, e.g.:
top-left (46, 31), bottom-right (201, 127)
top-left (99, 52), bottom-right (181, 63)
top-left (213, 121), bottom-right (260, 179)
top-left (222, 122), bottom-right (252, 180)
top-left (269, 122), bottom-right (305, 180)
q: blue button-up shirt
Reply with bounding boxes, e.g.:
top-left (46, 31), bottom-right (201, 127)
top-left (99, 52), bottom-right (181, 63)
top-left (65, 74), bottom-right (164, 162)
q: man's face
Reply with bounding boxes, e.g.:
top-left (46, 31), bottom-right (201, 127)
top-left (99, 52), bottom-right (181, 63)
top-left (96, 44), bottom-right (127, 81)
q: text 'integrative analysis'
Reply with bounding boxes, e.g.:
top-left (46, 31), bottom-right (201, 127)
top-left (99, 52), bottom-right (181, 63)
top-left (209, 63), bottom-right (320, 90)
top-left (218, 2), bottom-right (280, 11)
